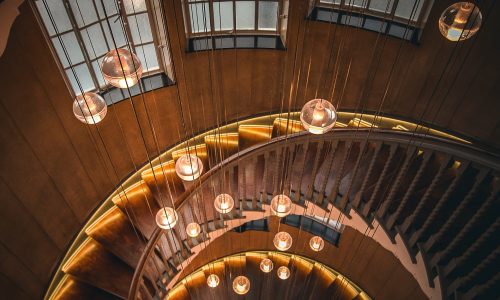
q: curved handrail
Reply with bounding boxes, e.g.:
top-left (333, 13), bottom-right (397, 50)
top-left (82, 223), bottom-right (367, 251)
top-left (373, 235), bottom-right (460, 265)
top-left (128, 128), bottom-right (500, 299)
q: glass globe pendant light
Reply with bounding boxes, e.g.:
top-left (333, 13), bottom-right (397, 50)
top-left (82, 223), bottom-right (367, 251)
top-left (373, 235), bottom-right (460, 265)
top-left (232, 276), bottom-right (250, 295)
top-left (270, 194), bottom-right (292, 217)
top-left (439, 2), bottom-right (482, 41)
top-left (207, 274), bottom-right (220, 288)
top-left (155, 207), bottom-right (178, 229)
top-left (300, 98), bottom-right (337, 134)
top-left (309, 236), bottom-right (325, 252)
top-left (175, 154), bottom-right (203, 181)
top-left (186, 222), bottom-right (201, 238)
top-left (273, 231), bottom-right (293, 251)
top-left (214, 193), bottom-right (235, 214)
top-left (277, 266), bottom-right (290, 280)
top-left (101, 48), bottom-right (143, 88)
top-left (260, 258), bottom-right (274, 273)
top-left (72, 92), bottom-right (107, 124)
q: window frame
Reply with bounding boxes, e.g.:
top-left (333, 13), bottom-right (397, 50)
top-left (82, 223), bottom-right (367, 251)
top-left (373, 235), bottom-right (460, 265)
top-left (183, 0), bottom-right (285, 38)
top-left (311, 0), bottom-right (434, 28)
top-left (34, 0), bottom-right (171, 96)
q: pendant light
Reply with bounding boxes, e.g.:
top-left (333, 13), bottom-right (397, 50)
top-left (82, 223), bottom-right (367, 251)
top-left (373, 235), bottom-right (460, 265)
top-left (309, 236), bottom-right (325, 252)
top-left (260, 258), bottom-right (274, 273)
top-left (232, 276), bottom-right (250, 295)
top-left (270, 194), bottom-right (292, 217)
top-left (214, 193), bottom-right (235, 214)
top-left (277, 266), bottom-right (290, 280)
top-left (300, 98), bottom-right (337, 134)
top-left (439, 2), bottom-right (482, 41)
top-left (186, 222), bottom-right (201, 238)
top-left (101, 48), bottom-right (143, 88)
top-left (175, 154), bottom-right (203, 181)
top-left (207, 274), bottom-right (220, 288)
top-left (72, 92), bottom-right (107, 124)
top-left (273, 231), bottom-right (293, 251)
top-left (155, 207), bottom-right (178, 229)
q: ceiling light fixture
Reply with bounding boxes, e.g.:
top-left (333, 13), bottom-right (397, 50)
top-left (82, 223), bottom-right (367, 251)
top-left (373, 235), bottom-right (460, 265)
top-left (186, 222), bottom-right (201, 238)
top-left (101, 48), bottom-right (143, 88)
top-left (232, 276), bottom-right (250, 295)
top-left (270, 194), bottom-right (292, 217)
top-left (175, 154), bottom-right (203, 181)
top-left (309, 236), bottom-right (325, 252)
top-left (214, 193), bottom-right (235, 214)
top-left (260, 258), bottom-right (274, 273)
top-left (273, 231), bottom-right (293, 251)
top-left (439, 2), bottom-right (482, 41)
top-left (277, 266), bottom-right (290, 280)
top-left (72, 92), bottom-right (107, 124)
top-left (155, 207), bottom-right (178, 229)
top-left (300, 99), bottom-right (337, 134)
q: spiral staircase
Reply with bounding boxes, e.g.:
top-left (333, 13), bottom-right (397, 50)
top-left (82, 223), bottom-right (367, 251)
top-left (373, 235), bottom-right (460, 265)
top-left (46, 113), bottom-right (500, 300)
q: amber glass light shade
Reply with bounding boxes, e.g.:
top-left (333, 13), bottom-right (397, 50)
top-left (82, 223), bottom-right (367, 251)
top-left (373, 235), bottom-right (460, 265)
top-left (277, 266), bottom-right (290, 280)
top-left (155, 207), bottom-right (178, 229)
top-left (260, 258), bottom-right (274, 273)
top-left (300, 98), bottom-right (337, 134)
top-left (73, 92), bottom-right (107, 124)
top-left (309, 236), bottom-right (325, 252)
top-left (232, 276), bottom-right (250, 295)
top-left (270, 194), bottom-right (292, 217)
top-left (101, 48), bottom-right (143, 88)
top-left (207, 274), bottom-right (220, 288)
top-left (273, 231), bottom-right (293, 251)
top-left (439, 2), bottom-right (482, 41)
top-left (175, 154), bottom-right (203, 181)
top-left (214, 193), bottom-right (235, 214)
top-left (186, 222), bottom-right (201, 238)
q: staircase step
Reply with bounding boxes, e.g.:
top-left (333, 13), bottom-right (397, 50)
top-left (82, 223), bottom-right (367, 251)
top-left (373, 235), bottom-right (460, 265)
top-left (52, 275), bottom-right (122, 300)
top-left (141, 161), bottom-right (185, 199)
top-left (204, 133), bottom-right (239, 163)
top-left (272, 117), bottom-right (304, 137)
top-left (62, 239), bottom-right (134, 299)
top-left (238, 124), bottom-right (273, 149)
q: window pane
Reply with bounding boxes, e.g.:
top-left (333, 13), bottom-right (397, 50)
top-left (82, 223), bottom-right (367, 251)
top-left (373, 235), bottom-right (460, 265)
top-left (345, 0), bottom-right (367, 8)
top-left (258, 2), bottom-right (278, 30)
top-left (128, 13), bottom-right (154, 44)
top-left (81, 24), bottom-right (109, 59)
top-left (320, 0), bottom-right (341, 4)
top-left (395, 0), bottom-right (424, 21)
top-left (189, 3), bottom-right (211, 33)
top-left (66, 64), bottom-right (95, 93)
top-left (95, 0), bottom-right (119, 19)
top-left (369, 0), bottom-right (394, 14)
top-left (102, 20), bottom-right (127, 48)
top-left (69, 0), bottom-right (99, 28)
top-left (92, 59), bottom-right (107, 87)
top-left (135, 43), bottom-right (159, 72)
top-left (51, 32), bottom-right (85, 67)
top-left (35, 0), bottom-right (72, 36)
top-left (236, 1), bottom-right (255, 30)
top-left (123, 0), bottom-right (147, 14)
top-left (214, 1), bottom-right (234, 31)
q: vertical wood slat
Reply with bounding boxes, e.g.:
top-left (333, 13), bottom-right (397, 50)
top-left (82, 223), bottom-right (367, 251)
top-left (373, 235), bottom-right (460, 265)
top-left (386, 150), bottom-right (433, 230)
top-left (377, 146), bottom-right (416, 218)
top-left (362, 143), bottom-right (398, 217)
top-left (306, 140), bottom-right (325, 202)
top-left (352, 142), bottom-right (382, 209)
top-left (252, 156), bottom-right (259, 209)
top-left (261, 151), bottom-right (271, 203)
top-left (317, 140), bottom-right (339, 207)
top-left (339, 141), bottom-right (367, 211)
top-left (432, 183), bottom-right (500, 266)
top-left (294, 141), bottom-right (310, 203)
top-left (424, 168), bottom-right (490, 252)
top-left (273, 146), bottom-right (284, 196)
top-left (400, 155), bottom-right (452, 233)
top-left (326, 141), bottom-right (353, 208)
top-left (284, 143), bottom-right (298, 195)
top-left (408, 161), bottom-right (470, 248)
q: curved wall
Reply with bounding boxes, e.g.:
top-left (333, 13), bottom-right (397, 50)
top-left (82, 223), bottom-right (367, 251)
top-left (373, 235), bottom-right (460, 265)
top-left (0, 0), bottom-right (499, 298)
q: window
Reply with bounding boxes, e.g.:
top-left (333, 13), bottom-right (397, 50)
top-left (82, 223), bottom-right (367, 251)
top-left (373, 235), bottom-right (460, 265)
top-left (34, 0), bottom-right (173, 95)
top-left (183, 0), bottom-right (287, 50)
top-left (310, 0), bottom-right (434, 42)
